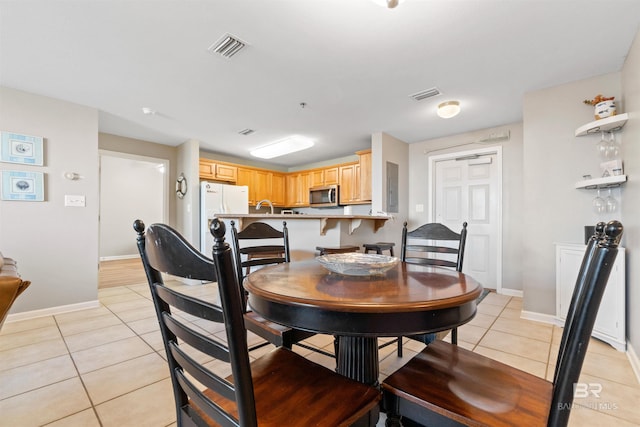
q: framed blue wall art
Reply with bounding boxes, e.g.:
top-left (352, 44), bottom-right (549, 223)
top-left (1, 170), bottom-right (45, 201)
top-left (0, 131), bottom-right (44, 166)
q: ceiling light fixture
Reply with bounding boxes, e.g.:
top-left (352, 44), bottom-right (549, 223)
top-left (250, 135), bottom-right (314, 159)
top-left (141, 107), bottom-right (156, 115)
top-left (437, 101), bottom-right (461, 119)
top-left (371, 0), bottom-right (404, 8)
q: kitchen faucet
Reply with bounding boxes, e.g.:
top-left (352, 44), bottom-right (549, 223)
top-left (256, 199), bottom-right (274, 215)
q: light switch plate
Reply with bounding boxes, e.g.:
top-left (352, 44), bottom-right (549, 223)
top-left (65, 195), bottom-right (86, 207)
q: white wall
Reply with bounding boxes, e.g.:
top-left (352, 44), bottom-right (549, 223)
top-left (408, 123), bottom-right (524, 291)
top-left (0, 87), bottom-right (99, 313)
top-left (621, 29), bottom-right (640, 354)
top-left (522, 72), bottom-right (622, 315)
top-left (99, 153), bottom-right (166, 259)
top-left (370, 132), bottom-right (410, 249)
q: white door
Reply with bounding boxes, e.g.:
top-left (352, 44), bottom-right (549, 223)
top-left (431, 149), bottom-right (501, 291)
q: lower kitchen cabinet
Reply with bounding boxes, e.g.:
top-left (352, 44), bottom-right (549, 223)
top-left (555, 243), bottom-right (626, 351)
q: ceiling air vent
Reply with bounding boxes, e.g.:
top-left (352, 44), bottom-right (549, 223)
top-left (208, 34), bottom-right (247, 58)
top-left (409, 87), bottom-right (441, 101)
top-left (238, 128), bottom-right (255, 136)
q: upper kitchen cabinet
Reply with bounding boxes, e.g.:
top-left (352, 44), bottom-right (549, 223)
top-left (236, 167), bottom-right (285, 206)
top-left (199, 159), bottom-right (237, 182)
top-left (310, 166), bottom-right (339, 188)
top-left (339, 150), bottom-right (372, 205)
top-left (357, 150), bottom-right (372, 201)
top-left (286, 172), bottom-right (310, 207)
top-left (271, 173), bottom-right (286, 206)
top-left (339, 162), bottom-right (360, 205)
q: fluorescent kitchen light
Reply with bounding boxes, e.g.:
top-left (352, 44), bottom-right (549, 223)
top-left (250, 135), bottom-right (314, 159)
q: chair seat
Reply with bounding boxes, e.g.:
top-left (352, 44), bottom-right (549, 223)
top-left (244, 311), bottom-right (315, 347)
top-left (362, 242), bottom-right (395, 256)
top-left (202, 347), bottom-right (380, 426)
top-left (316, 245), bottom-right (359, 255)
top-left (382, 340), bottom-right (552, 426)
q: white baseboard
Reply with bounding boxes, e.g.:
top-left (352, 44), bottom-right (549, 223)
top-left (6, 300), bottom-right (100, 323)
top-left (627, 343), bottom-right (640, 385)
top-left (520, 310), bottom-right (557, 325)
top-left (498, 288), bottom-right (523, 298)
top-left (99, 254), bottom-right (138, 261)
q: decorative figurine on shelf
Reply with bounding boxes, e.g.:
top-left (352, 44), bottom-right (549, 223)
top-left (583, 94), bottom-right (616, 120)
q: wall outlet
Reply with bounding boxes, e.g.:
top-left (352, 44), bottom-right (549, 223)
top-left (65, 195), bottom-right (86, 207)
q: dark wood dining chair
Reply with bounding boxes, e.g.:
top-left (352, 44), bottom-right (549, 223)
top-left (133, 219), bottom-right (381, 427)
top-left (229, 220), bottom-right (325, 355)
top-left (392, 221), bottom-right (468, 356)
top-left (382, 220), bottom-right (623, 427)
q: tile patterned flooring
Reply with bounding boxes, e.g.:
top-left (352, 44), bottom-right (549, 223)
top-left (1, 282), bottom-right (639, 426)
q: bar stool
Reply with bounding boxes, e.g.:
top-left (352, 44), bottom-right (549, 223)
top-left (315, 245), bottom-right (359, 256)
top-left (362, 242), bottom-right (395, 256)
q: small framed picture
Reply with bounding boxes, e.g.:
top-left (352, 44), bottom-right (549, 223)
top-left (1, 170), bottom-right (45, 201)
top-left (0, 131), bottom-right (44, 166)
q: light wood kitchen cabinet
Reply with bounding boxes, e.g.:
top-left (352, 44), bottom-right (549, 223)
top-left (357, 150), bottom-right (372, 201)
top-left (286, 172), bottom-right (310, 207)
top-left (271, 173), bottom-right (286, 206)
top-left (339, 163), bottom-right (360, 204)
top-left (236, 167), bottom-right (256, 205)
top-left (199, 159), bottom-right (237, 182)
top-left (310, 166), bottom-right (339, 187)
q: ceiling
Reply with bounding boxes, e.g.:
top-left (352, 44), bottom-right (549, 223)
top-left (1, 1), bottom-right (639, 167)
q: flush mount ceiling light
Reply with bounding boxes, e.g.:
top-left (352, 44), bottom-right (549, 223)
top-left (250, 135), bottom-right (314, 159)
top-left (141, 107), bottom-right (156, 115)
top-left (370, 0), bottom-right (404, 8)
top-left (437, 101), bottom-right (461, 119)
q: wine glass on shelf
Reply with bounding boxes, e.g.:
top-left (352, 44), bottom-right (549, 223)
top-left (605, 188), bottom-right (618, 213)
top-left (596, 132), bottom-right (609, 159)
top-left (606, 132), bottom-right (620, 159)
top-left (593, 189), bottom-right (606, 214)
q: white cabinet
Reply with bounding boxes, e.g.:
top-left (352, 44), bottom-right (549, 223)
top-left (555, 243), bottom-right (626, 351)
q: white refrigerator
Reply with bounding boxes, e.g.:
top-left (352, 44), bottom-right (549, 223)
top-left (200, 181), bottom-right (249, 254)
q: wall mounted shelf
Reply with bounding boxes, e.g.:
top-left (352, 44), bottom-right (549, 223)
top-left (575, 174), bottom-right (627, 189)
top-left (575, 113), bottom-right (628, 137)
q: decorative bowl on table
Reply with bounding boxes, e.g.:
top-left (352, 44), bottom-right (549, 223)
top-left (316, 253), bottom-right (399, 276)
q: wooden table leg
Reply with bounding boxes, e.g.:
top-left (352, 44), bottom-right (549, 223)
top-left (336, 336), bottom-right (379, 387)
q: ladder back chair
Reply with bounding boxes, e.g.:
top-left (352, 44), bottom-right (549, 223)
top-left (133, 219), bottom-right (380, 427)
top-left (382, 220), bottom-right (623, 427)
top-left (394, 221), bottom-right (468, 356)
top-left (229, 220), bottom-right (322, 355)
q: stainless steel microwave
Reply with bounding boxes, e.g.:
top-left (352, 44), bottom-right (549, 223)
top-left (309, 185), bottom-right (339, 207)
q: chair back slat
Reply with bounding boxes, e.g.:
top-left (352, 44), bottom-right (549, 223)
top-left (548, 220), bottom-right (622, 427)
top-left (169, 341), bottom-right (235, 401)
top-left (133, 219), bottom-right (258, 427)
top-left (401, 221), bottom-right (468, 272)
top-left (231, 220), bottom-right (291, 309)
top-left (162, 312), bottom-right (229, 363)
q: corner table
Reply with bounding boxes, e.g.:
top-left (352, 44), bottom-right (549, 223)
top-left (244, 259), bottom-right (483, 386)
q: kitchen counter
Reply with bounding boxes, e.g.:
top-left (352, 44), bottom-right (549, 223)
top-left (215, 214), bottom-right (390, 236)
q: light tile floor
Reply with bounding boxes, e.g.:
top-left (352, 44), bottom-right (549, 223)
top-left (1, 283), bottom-right (639, 426)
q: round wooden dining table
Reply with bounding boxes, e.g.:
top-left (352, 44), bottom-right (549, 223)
top-left (244, 259), bottom-right (483, 387)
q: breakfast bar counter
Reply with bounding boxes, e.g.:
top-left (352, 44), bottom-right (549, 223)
top-left (215, 214), bottom-right (391, 261)
top-left (215, 213), bottom-right (389, 236)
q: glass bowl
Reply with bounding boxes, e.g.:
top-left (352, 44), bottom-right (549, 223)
top-left (316, 253), bottom-right (399, 276)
